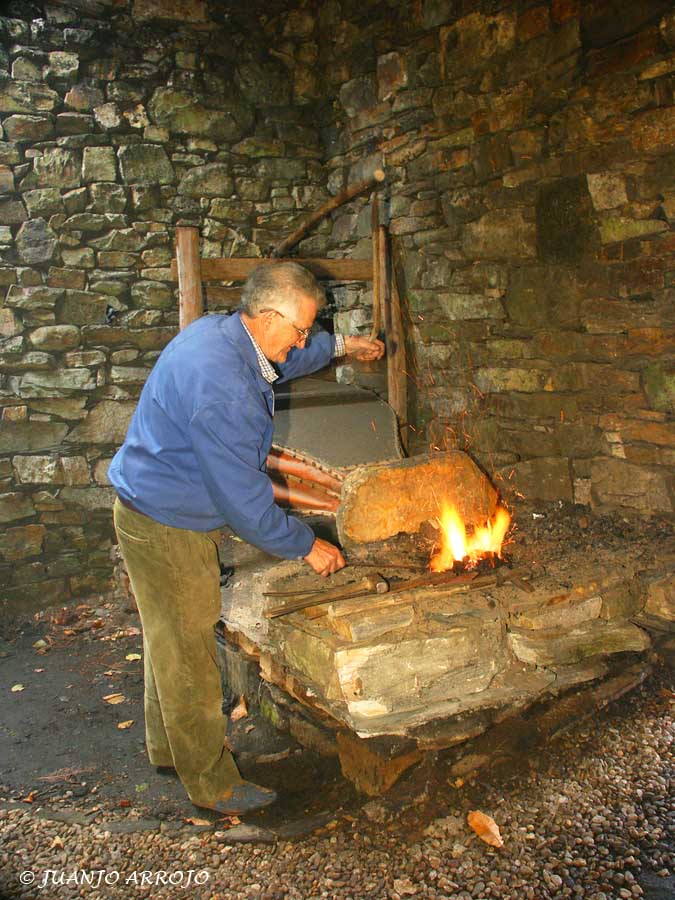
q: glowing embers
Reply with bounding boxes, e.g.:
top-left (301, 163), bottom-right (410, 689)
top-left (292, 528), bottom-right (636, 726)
top-left (430, 503), bottom-right (512, 572)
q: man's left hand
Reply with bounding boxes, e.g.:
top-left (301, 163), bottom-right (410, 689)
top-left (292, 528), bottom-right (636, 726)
top-left (343, 336), bottom-right (385, 361)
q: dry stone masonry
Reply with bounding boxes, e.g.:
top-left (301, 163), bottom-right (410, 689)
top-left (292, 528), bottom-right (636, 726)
top-left (1, 0), bottom-right (674, 612)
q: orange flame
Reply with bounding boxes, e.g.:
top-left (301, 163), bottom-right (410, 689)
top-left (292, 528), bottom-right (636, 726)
top-left (430, 503), bottom-right (511, 572)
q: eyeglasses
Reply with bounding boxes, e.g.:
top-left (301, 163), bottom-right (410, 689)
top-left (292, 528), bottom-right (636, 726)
top-left (267, 309), bottom-right (312, 341)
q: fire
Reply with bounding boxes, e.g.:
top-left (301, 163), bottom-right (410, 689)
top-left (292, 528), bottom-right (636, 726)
top-left (430, 503), bottom-right (511, 572)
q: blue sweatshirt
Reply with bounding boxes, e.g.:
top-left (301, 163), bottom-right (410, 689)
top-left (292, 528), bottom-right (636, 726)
top-left (108, 312), bottom-right (337, 559)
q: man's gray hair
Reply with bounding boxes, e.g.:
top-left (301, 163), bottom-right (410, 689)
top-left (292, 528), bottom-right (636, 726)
top-left (240, 262), bottom-right (326, 317)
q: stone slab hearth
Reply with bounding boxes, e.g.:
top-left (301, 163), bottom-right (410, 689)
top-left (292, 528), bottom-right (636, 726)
top-left (218, 502), bottom-right (674, 791)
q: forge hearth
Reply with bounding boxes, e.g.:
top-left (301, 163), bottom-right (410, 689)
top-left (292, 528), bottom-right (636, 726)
top-left (219, 452), bottom-right (674, 794)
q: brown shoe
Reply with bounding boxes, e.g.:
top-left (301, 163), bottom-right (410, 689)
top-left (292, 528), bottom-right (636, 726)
top-left (195, 780), bottom-right (277, 815)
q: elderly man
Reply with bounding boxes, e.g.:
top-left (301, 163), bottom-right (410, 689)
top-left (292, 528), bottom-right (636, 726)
top-left (109, 262), bottom-right (384, 814)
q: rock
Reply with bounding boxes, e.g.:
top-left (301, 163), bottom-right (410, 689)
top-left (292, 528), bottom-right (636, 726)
top-left (475, 367), bottom-right (542, 392)
top-left (536, 176), bottom-right (597, 263)
top-left (149, 88), bottom-right (252, 142)
top-left (501, 457), bottom-right (574, 502)
top-left (336, 731), bottom-right (422, 796)
top-left (338, 452), bottom-right (497, 545)
top-left (63, 213), bottom-right (127, 232)
top-left (177, 163), bottom-right (233, 198)
top-left (13, 455), bottom-right (89, 485)
top-left (82, 146), bottom-right (118, 183)
top-left (15, 218), bottom-right (58, 264)
top-left (586, 172), bottom-right (629, 210)
top-left (0, 524), bottom-right (46, 560)
top-left (118, 144), bottom-right (174, 184)
top-left (65, 400), bottom-right (136, 444)
top-left (0, 197), bottom-right (27, 224)
top-left (2, 114), bottom-right (54, 142)
top-left (132, 0), bottom-right (208, 22)
top-left (599, 216), bottom-right (668, 244)
top-left (0, 492), bottom-right (35, 523)
top-left (463, 209), bottom-right (536, 260)
top-left (57, 290), bottom-right (111, 325)
top-left (65, 82), bottom-right (104, 111)
top-left (339, 76), bottom-right (378, 116)
top-left (59, 485), bottom-right (116, 509)
top-left (93, 103), bottom-right (121, 129)
top-left (235, 61), bottom-right (291, 106)
top-left (507, 265), bottom-right (581, 329)
top-left (30, 147), bottom-right (81, 189)
top-left (23, 189), bottom-right (64, 216)
top-left (130, 280), bottom-right (173, 309)
top-left (47, 50), bottom-right (79, 80)
top-left (508, 621), bottom-right (651, 667)
top-left (590, 458), bottom-right (674, 514)
top-left (0, 80), bottom-right (59, 113)
top-left (631, 106), bottom-right (675, 153)
top-left (377, 52), bottom-right (408, 100)
top-left (214, 824), bottom-right (276, 844)
top-left (440, 10), bottom-right (517, 80)
top-left (422, 0), bottom-right (459, 29)
top-left (89, 183), bottom-right (127, 213)
top-left (61, 247), bottom-right (95, 268)
top-left (5, 285), bottom-right (64, 310)
top-left (19, 368), bottom-right (96, 397)
top-left (29, 325), bottom-right (80, 351)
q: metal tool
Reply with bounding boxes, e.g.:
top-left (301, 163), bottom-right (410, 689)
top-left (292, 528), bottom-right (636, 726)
top-left (265, 574), bottom-right (389, 619)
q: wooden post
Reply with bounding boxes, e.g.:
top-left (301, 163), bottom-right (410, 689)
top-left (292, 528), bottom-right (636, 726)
top-left (176, 226), bottom-right (203, 331)
top-left (369, 196), bottom-right (381, 342)
top-left (385, 232), bottom-right (408, 451)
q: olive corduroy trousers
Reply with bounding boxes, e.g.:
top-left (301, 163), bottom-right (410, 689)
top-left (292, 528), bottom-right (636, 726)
top-left (112, 497), bottom-right (242, 806)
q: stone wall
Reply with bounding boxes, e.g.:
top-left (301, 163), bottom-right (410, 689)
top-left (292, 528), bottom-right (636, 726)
top-left (0, 0), bottom-right (328, 613)
top-left (314, 0), bottom-right (675, 515)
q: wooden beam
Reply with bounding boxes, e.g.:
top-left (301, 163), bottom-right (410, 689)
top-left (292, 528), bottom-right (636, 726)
top-left (271, 168), bottom-right (385, 259)
top-left (170, 257), bottom-right (374, 283)
top-left (176, 226), bottom-right (203, 330)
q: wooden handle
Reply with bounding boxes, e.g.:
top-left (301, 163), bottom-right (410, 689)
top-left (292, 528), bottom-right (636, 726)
top-left (271, 169), bottom-right (385, 258)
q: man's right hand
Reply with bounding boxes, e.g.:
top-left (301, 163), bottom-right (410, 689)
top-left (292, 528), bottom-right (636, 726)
top-left (303, 538), bottom-right (345, 577)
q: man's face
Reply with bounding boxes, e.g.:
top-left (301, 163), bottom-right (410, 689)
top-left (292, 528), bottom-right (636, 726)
top-left (260, 294), bottom-right (318, 364)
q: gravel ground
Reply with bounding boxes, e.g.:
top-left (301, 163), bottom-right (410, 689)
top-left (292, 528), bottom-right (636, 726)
top-left (1, 666), bottom-right (672, 900)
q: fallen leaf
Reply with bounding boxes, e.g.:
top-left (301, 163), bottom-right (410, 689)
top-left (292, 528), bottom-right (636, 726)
top-left (118, 799), bottom-right (131, 808)
top-left (230, 696), bottom-right (248, 721)
top-left (117, 720), bottom-right (134, 730)
top-left (467, 810), bottom-right (504, 848)
top-left (11, 684), bottom-right (24, 692)
top-left (102, 693), bottom-right (125, 705)
top-left (33, 668), bottom-right (44, 673)
top-left (185, 816), bottom-right (212, 827)
top-left (21, 791), bottom-right (38, 804)
top-left (244, 723), bottom-right (256, 734)
top-left (135, 783), bottom-right (148, 793)
top-left (659, 687), bottom-right (675, 700)
top-left (125, 653), bottom-right (142, 662)
top-left (50, 607), bottom-right (78, 626)
top-left (32, 639), bottom-right (48, 650)
top-left (50, 836), bottom-right (64, 849)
